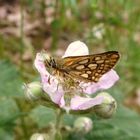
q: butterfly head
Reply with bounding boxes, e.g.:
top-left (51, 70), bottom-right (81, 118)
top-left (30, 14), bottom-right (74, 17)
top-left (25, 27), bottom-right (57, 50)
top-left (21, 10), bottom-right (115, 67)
top-left (41, 51), bottom-right (57, 69)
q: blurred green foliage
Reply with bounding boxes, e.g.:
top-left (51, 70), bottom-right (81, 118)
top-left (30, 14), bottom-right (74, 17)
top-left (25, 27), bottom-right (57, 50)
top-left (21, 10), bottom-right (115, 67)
top-left (0, 0), bottom-right (140, 139)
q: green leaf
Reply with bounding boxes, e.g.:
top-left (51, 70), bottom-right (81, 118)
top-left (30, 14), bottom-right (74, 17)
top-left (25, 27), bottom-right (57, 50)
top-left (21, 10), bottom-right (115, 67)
top-left (0, 98), bottom-right (25, 140)
top-left (30, 106), bottom-right (55, 128)
top-left (0, 98), bottom-right (21, 127)
top-left (86, 105), bottom-right (140, 140)
top-left (67, 105), bottom-right (140, 140)
top-left (0, 60), bottom-right (23, 97)
top-left (0, 128), bottom-right (14, 140)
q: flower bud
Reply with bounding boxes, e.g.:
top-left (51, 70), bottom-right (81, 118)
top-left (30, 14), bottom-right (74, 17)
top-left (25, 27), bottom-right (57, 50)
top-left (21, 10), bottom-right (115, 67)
top-left (23, 82), bottom-right (43, 100)
top-left (94, 92), bottom-right (117, 118)
top-left (30, 133), bottom-right (50, 140)
top-left (74, 117), bottom-right (93, 134)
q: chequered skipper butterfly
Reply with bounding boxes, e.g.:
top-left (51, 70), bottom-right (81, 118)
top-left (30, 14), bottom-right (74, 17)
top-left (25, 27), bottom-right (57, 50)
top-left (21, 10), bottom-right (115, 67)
top-left (43, 51), bottom-right (120, 83)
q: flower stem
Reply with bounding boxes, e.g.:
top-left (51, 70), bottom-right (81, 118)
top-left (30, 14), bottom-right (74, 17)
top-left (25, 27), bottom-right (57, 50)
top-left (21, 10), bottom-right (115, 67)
top-left (14, 99), bottom-right (29, 140)
top-left (54, 109), bottom-right (63, 140)
top-left (20, 0), bottom-right (24, 57)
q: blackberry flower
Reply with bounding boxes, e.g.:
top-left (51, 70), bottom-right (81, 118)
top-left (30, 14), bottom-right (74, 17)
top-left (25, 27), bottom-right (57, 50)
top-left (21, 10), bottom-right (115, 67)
top-left (34, 41), bottom-right (119, 111)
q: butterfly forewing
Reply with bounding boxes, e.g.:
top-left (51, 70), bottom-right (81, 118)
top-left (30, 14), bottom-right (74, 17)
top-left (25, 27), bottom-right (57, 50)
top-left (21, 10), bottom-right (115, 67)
top-left (62, 51), bottom-right (120, 82)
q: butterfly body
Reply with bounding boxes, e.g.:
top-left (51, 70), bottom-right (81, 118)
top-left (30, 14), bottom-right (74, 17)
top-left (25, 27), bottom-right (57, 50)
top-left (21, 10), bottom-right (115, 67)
top-left (44, 51), bottom-right (120, 83)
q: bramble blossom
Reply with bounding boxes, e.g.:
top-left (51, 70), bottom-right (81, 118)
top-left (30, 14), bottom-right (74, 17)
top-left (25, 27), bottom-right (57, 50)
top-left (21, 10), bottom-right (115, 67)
top-left (34, 41), bottom-right (119, 111)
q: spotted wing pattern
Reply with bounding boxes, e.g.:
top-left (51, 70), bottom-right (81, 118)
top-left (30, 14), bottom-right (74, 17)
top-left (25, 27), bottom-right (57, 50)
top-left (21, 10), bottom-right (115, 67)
top-left (61, 51), bottom-right (120, 82)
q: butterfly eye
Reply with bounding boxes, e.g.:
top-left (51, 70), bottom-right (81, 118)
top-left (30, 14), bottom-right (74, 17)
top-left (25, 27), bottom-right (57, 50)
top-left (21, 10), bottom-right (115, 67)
top-left (49, 57), bottom-right (57, 67)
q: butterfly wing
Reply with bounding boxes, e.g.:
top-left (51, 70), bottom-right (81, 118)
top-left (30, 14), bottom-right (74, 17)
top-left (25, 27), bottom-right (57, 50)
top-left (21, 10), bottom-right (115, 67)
top-left (61, 51), bottom-right (120, 82)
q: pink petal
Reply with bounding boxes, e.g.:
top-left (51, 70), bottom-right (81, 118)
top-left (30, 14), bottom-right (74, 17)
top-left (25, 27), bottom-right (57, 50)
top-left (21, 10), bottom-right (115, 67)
top-left (80, 70), bottom-right (119, 94)
top-left (62, 41), bottom-right (89, 58)
top-left (41, 74), bottom-right (65, 106)
top-left (34, 53), bottom-right (65, 107)
top-left (71, 95), bottom-right (104, 110)
top-left (34, 53), bottom-right (50, 75)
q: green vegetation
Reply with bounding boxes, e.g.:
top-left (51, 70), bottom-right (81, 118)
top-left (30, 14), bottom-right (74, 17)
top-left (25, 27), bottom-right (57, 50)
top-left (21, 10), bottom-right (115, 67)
top-left (0, 0), bottom-right (140, 139)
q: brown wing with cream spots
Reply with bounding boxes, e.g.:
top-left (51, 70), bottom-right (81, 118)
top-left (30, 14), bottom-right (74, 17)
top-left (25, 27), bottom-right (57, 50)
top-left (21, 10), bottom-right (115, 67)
top-left (61, 51), bottom-right (120, 83)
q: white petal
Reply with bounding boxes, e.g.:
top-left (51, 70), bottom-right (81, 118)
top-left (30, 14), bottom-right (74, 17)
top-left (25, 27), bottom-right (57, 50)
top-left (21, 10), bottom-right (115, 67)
top-left (70, 95), bottom-right (104, 110)
top-left (62, 41), bottom-right (89, 58)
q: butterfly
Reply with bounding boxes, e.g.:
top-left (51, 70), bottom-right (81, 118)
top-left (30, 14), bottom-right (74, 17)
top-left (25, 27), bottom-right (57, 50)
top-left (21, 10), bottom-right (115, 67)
top-left (43, 51), bottom-right (120, 83)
